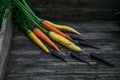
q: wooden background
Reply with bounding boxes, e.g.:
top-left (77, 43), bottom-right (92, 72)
top-left (27, 0), bottom-right (120, 21)
top-left (5, 0), bottom-right (120, 80)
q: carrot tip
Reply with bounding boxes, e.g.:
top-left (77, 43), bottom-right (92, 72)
top-left (81, 50), bottom-right (88, 55)
top-left (66, 35), bottom-right (72, 40)
top-left (51, 51), bottom-right (67, 63)
top-left (71, 52), bottom-right (90, 65)
top-left (74, 31), bottom-right (82, 35)
top-left (77, 33), bottom-right (84, 36)
top-left (58, 51), bottom-right (67, 57)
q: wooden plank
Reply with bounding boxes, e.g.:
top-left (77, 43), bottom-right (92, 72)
top-left (25, 0), bottom-right (120, 21)
top-left (27, 0), bottom-right (120, 9)
top-left (34, 8), bottom-right (120, 21)
top-left (6, 59), bottom-right (120, 72)
top-left (0, 9), bottom-right (13, 80)
top-left (5, 72), bottom-right (120, 80)
top-left (6, 76), bottom-right (120, 80)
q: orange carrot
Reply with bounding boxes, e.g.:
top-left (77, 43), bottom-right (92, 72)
top-left (33, 27), bottom-right (60, 52)
top-left (42, 21), bottom-right (72, 40)
top-left (26, 29), bottom-right (50, 53)
top-left (44, 20), bottom-right (81, 35)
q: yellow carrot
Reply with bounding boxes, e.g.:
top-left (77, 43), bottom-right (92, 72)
top-left (26, 29), bottom-right (50, 53)
top-left (42, 21), bottom-right (72, 40)
top-left (49, 31), bottom-right (82, 52)
top-left (44, 20), bottom-right (81, 35)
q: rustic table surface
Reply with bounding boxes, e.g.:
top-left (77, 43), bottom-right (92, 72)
top-left (3, 0), bottom-right (120, 80)
top-left (5, 21), bottom-right (120, 80)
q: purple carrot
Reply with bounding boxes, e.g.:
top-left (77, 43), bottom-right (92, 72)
top-left (51, 51), bottom-right (67, 63)
top-left (69, 34), bottom-right (86, 42)
top-left (71, 52), bottom-right (90, 65)
top-left (90, 52), bottom-right (114, 67)
top-left (79, 41), bottom-right (100, 50)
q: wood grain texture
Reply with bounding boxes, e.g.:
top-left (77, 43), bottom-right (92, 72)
top-left (25, 0), bottom-right (120, 21)
top-left (5, 21), bottom-right (120, 80)
top-left (27, 0), bottom-right (120, 9)
top-left (34, 8), bottom-right (120, 21)
top-left (0, 10), bottom-right (13, 80)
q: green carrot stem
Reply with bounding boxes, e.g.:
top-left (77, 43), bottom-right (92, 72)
top-left (21, 0), bottom-right (43, 22)
top-left (15, 0), bottom-right (37, 22)
top-left (14, 0), bottom-right (48, 34)
top-left (16, 0), bottom-right (43, 23)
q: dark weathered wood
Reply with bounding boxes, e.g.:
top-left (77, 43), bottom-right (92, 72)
top-left (0, 9), bottom-right (13, 80)
top-left (34, 8), bottom-right (120, 21)
top-left (25, 0), bottom-right (120, 21)
top-left (27, 0), bottom-right (120, 9)
top-left (5, 21), bottom-right (120, 80)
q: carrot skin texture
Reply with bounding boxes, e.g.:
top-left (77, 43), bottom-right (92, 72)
top-left (26, 30), bottom-right (49, 53)
top-left (90, 53), bottom-right (114, 67)
top-left (51, 51), bottom-right (67, 62)
top-left (71, 53), bottom-right (90, 64)
top-left (33, 27), bottom-right (60, 52)
top-left (42, 21), bottom-right (72, 40)
top-left (49, 31), bottom-right (82, 52)
top-left (70, 34), bottom-right (86, 42)
top-left (44, 20), bottom-right (81, 35)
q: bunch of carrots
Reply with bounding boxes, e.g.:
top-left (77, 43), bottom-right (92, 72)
top-left (13, 0), bottom-right (83, 54)
top-left (1, 0), bottom-right (114, 66)
top-left (12, 0), bottom-right (102, 64)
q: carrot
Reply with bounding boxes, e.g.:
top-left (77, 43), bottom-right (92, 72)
top-left (51, 51), bottom-right (67, 62)
top-left (44, 20), bottom-right (81, 35)
top-left (33, 27), bottom-right (60, 52)
top-left (42, 21), bottom-right (72, 40)
top-left (26, 29), bottom-right (49, 53)
top-left (71, 53), bottom-right (90, 64)
top-left (49, 31), bottom-right (82, 52)
top-left (69, 34), bottom-right (86, 42)
top-left (90, 52), bottom-right (114, 67)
